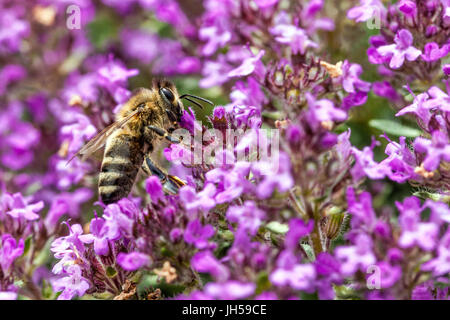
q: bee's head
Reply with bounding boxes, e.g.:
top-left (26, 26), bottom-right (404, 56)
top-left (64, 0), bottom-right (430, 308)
top-left (152, 78), bottom-right (184, 124)
top-left (152, 78), bottom-right (214, 126)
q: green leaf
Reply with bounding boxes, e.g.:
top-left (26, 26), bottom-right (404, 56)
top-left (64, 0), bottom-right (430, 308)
top-left (369, 119), bottom-right (421, 137)
top-left (23, 236), bottom-right (32, 257)
top-left (265, 221), bottom-right (289, 234)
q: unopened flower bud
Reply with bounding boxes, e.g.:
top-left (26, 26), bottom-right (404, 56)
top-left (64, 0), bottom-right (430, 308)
top-left (323, 207), bottom-right (345, 240)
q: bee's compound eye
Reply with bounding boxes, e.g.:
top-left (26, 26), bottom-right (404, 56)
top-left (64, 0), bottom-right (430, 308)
top-left (161, 87), bottom-right (175, 102)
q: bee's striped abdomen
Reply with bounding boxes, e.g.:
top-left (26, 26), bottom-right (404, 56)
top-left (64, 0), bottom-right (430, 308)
top-left (99, 133), bottom-right (144, 205)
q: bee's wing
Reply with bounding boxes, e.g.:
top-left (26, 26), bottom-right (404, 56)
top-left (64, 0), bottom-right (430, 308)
top-left (67, 109), bottom-right (141, 164)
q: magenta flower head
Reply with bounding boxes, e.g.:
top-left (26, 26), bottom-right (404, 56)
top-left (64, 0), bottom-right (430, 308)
top-left (117, 252), bottom-right (151, 271)
top-left (145, 175), bottom-right (164, 203)
top-left (227, 50), bottom-right (265, 78)
top-left (270, 25), bottom-right (318, 55)
top-left (397, 0), bottom-right (417, 17)
top-left (421, 42), bottom-right (449, 62)
top-left (443, 64), bottom-right (450, 76)
top-left (0, 234), bottom-right (24, 273)
top-left (414, 130), bottom-right (450, 171)
top-left (377, 29), bottom-right (421, 69)
top-left (184, 219), bottom-right (215, 249)
top-left (285, 219), bottom-right (314, 250)
top-left (347, 0), bottom-right (386, 22)
top-left (254, 0), bottom-right (279, 9)
top-left (4, 192), bottom-right (43, 221)
top-left (396, 197), bottom-right (438, 251)
top-left (204, 281), bottom-right (256, 300)
top-left (191, 251), bottom-right (229, 282)
top-left (226, 201), bottom-right (266, 236)
top-left (51, 264), bottom-right (90, 300)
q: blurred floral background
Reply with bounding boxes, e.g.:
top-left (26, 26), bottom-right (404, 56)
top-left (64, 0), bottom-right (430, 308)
top-left (0, 0), bottom-right (449, 300)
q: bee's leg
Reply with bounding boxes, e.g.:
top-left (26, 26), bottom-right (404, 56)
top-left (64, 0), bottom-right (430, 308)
top-left (165, 109), bottom-right (178, 123)
top-left (142, 154), bottom-right (186, 195)
top-left (147, 125), bottom-right (182, 144)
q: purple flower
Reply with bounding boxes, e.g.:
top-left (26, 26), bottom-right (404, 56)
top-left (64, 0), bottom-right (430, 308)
top-left (4, 192), bottom-right (44, 221)
top-left (229, 77), bottom-right (268, 110)
top-left (227, 50), bottom-right (265, 78)
top-left (96, 55), bottom-right (139, 89)
top-left (0, 110), bottom-right (40, 170)
top-left (379, 136), bottom-right (418, 183)
top-left (0, 64), bottom-right (26, 95)
top-left (377, 29), bottom-right (421, 69)
top-left (255, 291), bottom-right (278, 300)
top-left (0, 234), bottom-right (24, 273)
top-left (425, 200), bottom-right (450, 225)
top-left (191, 251), bottom-right (229, 282)
top-left (120, 29), bottom-right (160, 64)
top-left (199, 55), bottom-right (232, 88)
top-left (184, 219), bottom-right (215, 249)
top-left (335, 234), bottom-right (376, 276)
top-left (305, 93), bottom-right (347, 129)
top-left (51, 223), bottom-right (88, 260)
top-left (179, 184), bottom-right (217, 214)
top-left (346, 188), bottom-right (376, 229)
top-left (145, 176), bottom-right (164, 203)
top-left (204, 281), bottom-right (256, 300)
top-left (301, 0), bottom-right (335, 33)
top-left (422, 230), bottom-right (450, 276)
top-left (396, 93), bottom-right (431, 129)
top-left (342, 91), bottom-right (368, 110)
top-left (82, 216), bottom-right (109, 256)
top-left (101, 201), bottom-right (135, 241)
top-left (199, 26), bottom-right (231, 57)
top-left (270, 25), bottom-right (318, 55)
top-left (411, 281), bottom-right (435, 300)
top-left (373, 81), bottom-right (400, 102)
top-left (314, 253), bottom-right (341, 278)
top-left (351, 142), bottom-right (389, 181)
top-left (117, 252), bottom-right (151, 271)
top-left (414, 131), bottom-right (450, 171)
top-left (254, 0), bottom-right (278, 9)
top-left (340, 61), bottom-right (371, 93)
top-left (0, 8), bottom-right (30, 53)
top-left (347, 0), bottom-right (386, 22)
top-left (396, 196), bottom-right (438, 251)
top-left (270, 258), bottom-right (316, 291)
top-left (371, 262), bottom-right (402, 289)
top-left (421, 42), bottom-right (449, 62)
top-left (397, 0), bottom-right (417, 17)
top-left (443, 64), bottom-right (450, 76)
top-left (252, 152), bottom-right (294, 199)
top-left (61, 113), bottom-right (97, 155)
top-left (426, 86), bottom-right (450, 113)
top-left (51, 265), bottom-right (90, 300)
top-left (285, 219), bottom-right (314, 250)
top-left (205, 163), bottom-right (250, 203)
top-left (226, 201), bottom-right (266, 236)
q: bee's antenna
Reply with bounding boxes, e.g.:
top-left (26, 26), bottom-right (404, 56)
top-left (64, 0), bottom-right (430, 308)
top-left (182, 97), bottom-right (204, 109)
top-left (180, 94), bottom-right (214, 107)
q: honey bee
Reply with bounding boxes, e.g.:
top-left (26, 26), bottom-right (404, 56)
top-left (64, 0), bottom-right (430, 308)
top-left (69, 79), bottom-right (213, 205)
